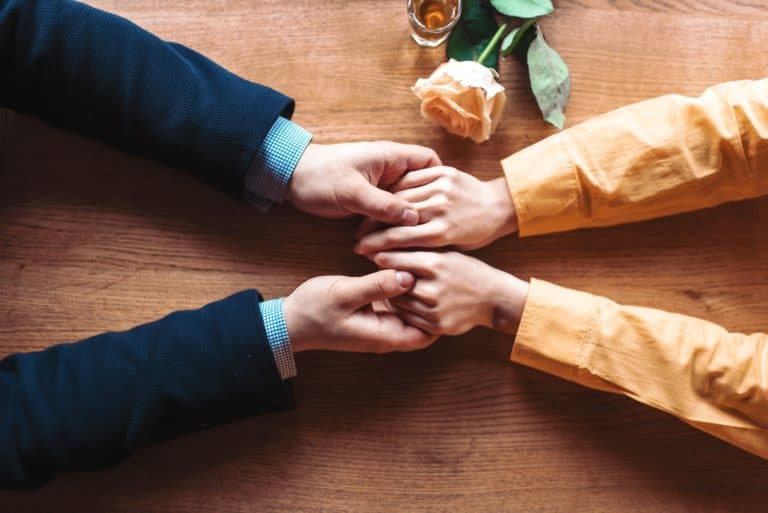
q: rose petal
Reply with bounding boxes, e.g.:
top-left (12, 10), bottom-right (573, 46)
top-left (412, 59), bottom-right (505, 143)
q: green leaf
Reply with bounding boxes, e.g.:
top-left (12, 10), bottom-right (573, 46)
top-left (446, 0), bottom-right (500, 70)
top-left (490, 0), bottom-right (553, 18)
top-left (500, 18), bottom-right (537, 57)
top-left (527, 27), bottom-right (571, 129)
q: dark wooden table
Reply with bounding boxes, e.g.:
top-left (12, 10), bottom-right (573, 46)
top-left (2, 1), bottom-right (768, 511)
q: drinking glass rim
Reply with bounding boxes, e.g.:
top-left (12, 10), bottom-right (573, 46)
top-left (407, 0), bottom-right (462, 34)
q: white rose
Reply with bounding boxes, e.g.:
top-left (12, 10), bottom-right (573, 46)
top-left (412, 59), bottom-right (506, 143)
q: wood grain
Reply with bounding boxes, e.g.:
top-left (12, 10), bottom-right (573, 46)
top-left (2, 0), bottom-right (768, 511)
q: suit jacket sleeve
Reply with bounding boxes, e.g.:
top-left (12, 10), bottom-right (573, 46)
top-left (0, 290), bottom-right (293, 489)
top-left (0, 0), bottom-right (294, 197)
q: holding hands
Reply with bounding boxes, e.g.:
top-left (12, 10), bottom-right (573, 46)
top-left (373, 252), bottom-right (529, 336)
top-left (284, 270), bottom-right (437, 353)
top-left (280, 141), bottom-right (444, 354)
top-left (281, 141), bottom-right (527, 355)
top-left (355, 164), bottom-right (528, 340)
top-left (354, 167), bottom-right (518, 254)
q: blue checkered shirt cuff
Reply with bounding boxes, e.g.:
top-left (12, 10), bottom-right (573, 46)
top-left (244, 117), bottom-right (312, 211)
top-left (259, 298), bottom-right (297, 380)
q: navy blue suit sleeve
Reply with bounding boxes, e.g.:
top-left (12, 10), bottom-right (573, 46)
top-left (0, 0), bottom-right (294, 197)
top-left (0, 290), bottom-right (293, 489)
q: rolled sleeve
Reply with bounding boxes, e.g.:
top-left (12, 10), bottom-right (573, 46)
top-left (501, 133), bottom-right (581, 237)
top-left (511, 278), bottom-right (615, 392)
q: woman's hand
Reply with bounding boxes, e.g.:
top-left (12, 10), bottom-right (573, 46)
top-left (354, 167), bottom-right (518, 254)
top-left (372, 251), bottom-right (529, 336)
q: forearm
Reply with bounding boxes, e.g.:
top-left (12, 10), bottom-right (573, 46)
top-left (0, 0), bottom-right (293, 197)
top-left (502, 78), bottom-right (768, 236)
top-left (512, 279), bottom-right (768, 459)
top-left (0, 291), bottom-right (292, 489)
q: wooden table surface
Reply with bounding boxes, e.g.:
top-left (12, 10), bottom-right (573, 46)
top-left (2, 0), bottom-right (768, 511)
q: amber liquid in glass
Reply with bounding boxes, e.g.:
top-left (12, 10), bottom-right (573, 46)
top-left (408, 0), bottom-right (461, 47)
top-left (419, 0), bottom-right (453, 29)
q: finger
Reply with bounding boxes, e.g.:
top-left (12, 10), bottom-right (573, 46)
top-left (388, 295), bottom-right (437, 322)
top-left (344, 183), bottom-right (420, 226)
top-left (354, 223), bottom-right (444, 254)
top-left (375, 142), bottom-right (442, 186)
top-left (391, 308), bottom-right (439, 335)
top-left (349, 311), bottom-right (438, 351)
top-left (390, 167), bottom-right (446, 193)
top-left (371, 299), bottom-right (395, 313)
top-left (408, 282), bottom-right (439, 307)
top-left (371, 251), bottom-right (439, 277)
top-left (354, 187), bottom-right (443, 240)
top-left (337, 269), bottom-right (415, 310)
top-left (393, 183), bottom-right (442, 204)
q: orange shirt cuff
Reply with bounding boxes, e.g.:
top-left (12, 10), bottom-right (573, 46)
top-left (501, 133), bottom-right (581, 238)
top-left (511, 278), bottom-right (621, 394)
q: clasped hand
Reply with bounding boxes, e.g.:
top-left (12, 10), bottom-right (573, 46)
top-left (280, 142), bottom-right (527, 354)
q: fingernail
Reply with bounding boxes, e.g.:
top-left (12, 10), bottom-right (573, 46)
top-left (396, 271), bottom-right (414, 288)
top-left (401, 208), bottom-right (419, 225)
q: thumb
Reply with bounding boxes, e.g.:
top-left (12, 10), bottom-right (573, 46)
top-left (345, 184), bottom-right (419, 226)
top-left (338, 270), bottom-right (415, 310)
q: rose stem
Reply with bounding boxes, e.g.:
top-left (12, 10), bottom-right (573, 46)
top-left (476, 22), bottom-right (508, 67)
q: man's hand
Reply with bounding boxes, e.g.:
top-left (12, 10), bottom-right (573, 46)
top-left (283, 269), bottom-right (438, 353)
top-left (286, 142), bottom-right (441, 225)
top-left (372, 251), bottom-right (529, 336)
top-left (354, 167), bottom-right (518, 255)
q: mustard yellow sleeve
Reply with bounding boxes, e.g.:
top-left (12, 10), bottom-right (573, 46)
top-left (502, 79), bottom-right (768, 237)
top-left (512, 279), bottom-right (768, 459)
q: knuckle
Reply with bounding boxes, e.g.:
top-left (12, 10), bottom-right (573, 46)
top-left (420, 284), bottom-right (438, 300)
top-left (386, 230), bottom-right (402, 244)
top-left (431, 166), bottom-right (449, 179)
top-left (433, 194), bottom-right (449, 212)
top-left (433, 229), bottom-right (450, 246)
top-left (425, 254), bottom-right (442, 269)
top-left (436, 178), bottom-right (451, 194)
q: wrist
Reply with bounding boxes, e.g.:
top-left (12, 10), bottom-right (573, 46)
top-left (282, 293), bottom-right (310, 353)
top-left (487, 272), bottom-right (529, 335)
top-left (285, 143), bottom-right (318, 207)
top-left (487, 177), bottom-right (519, 240)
